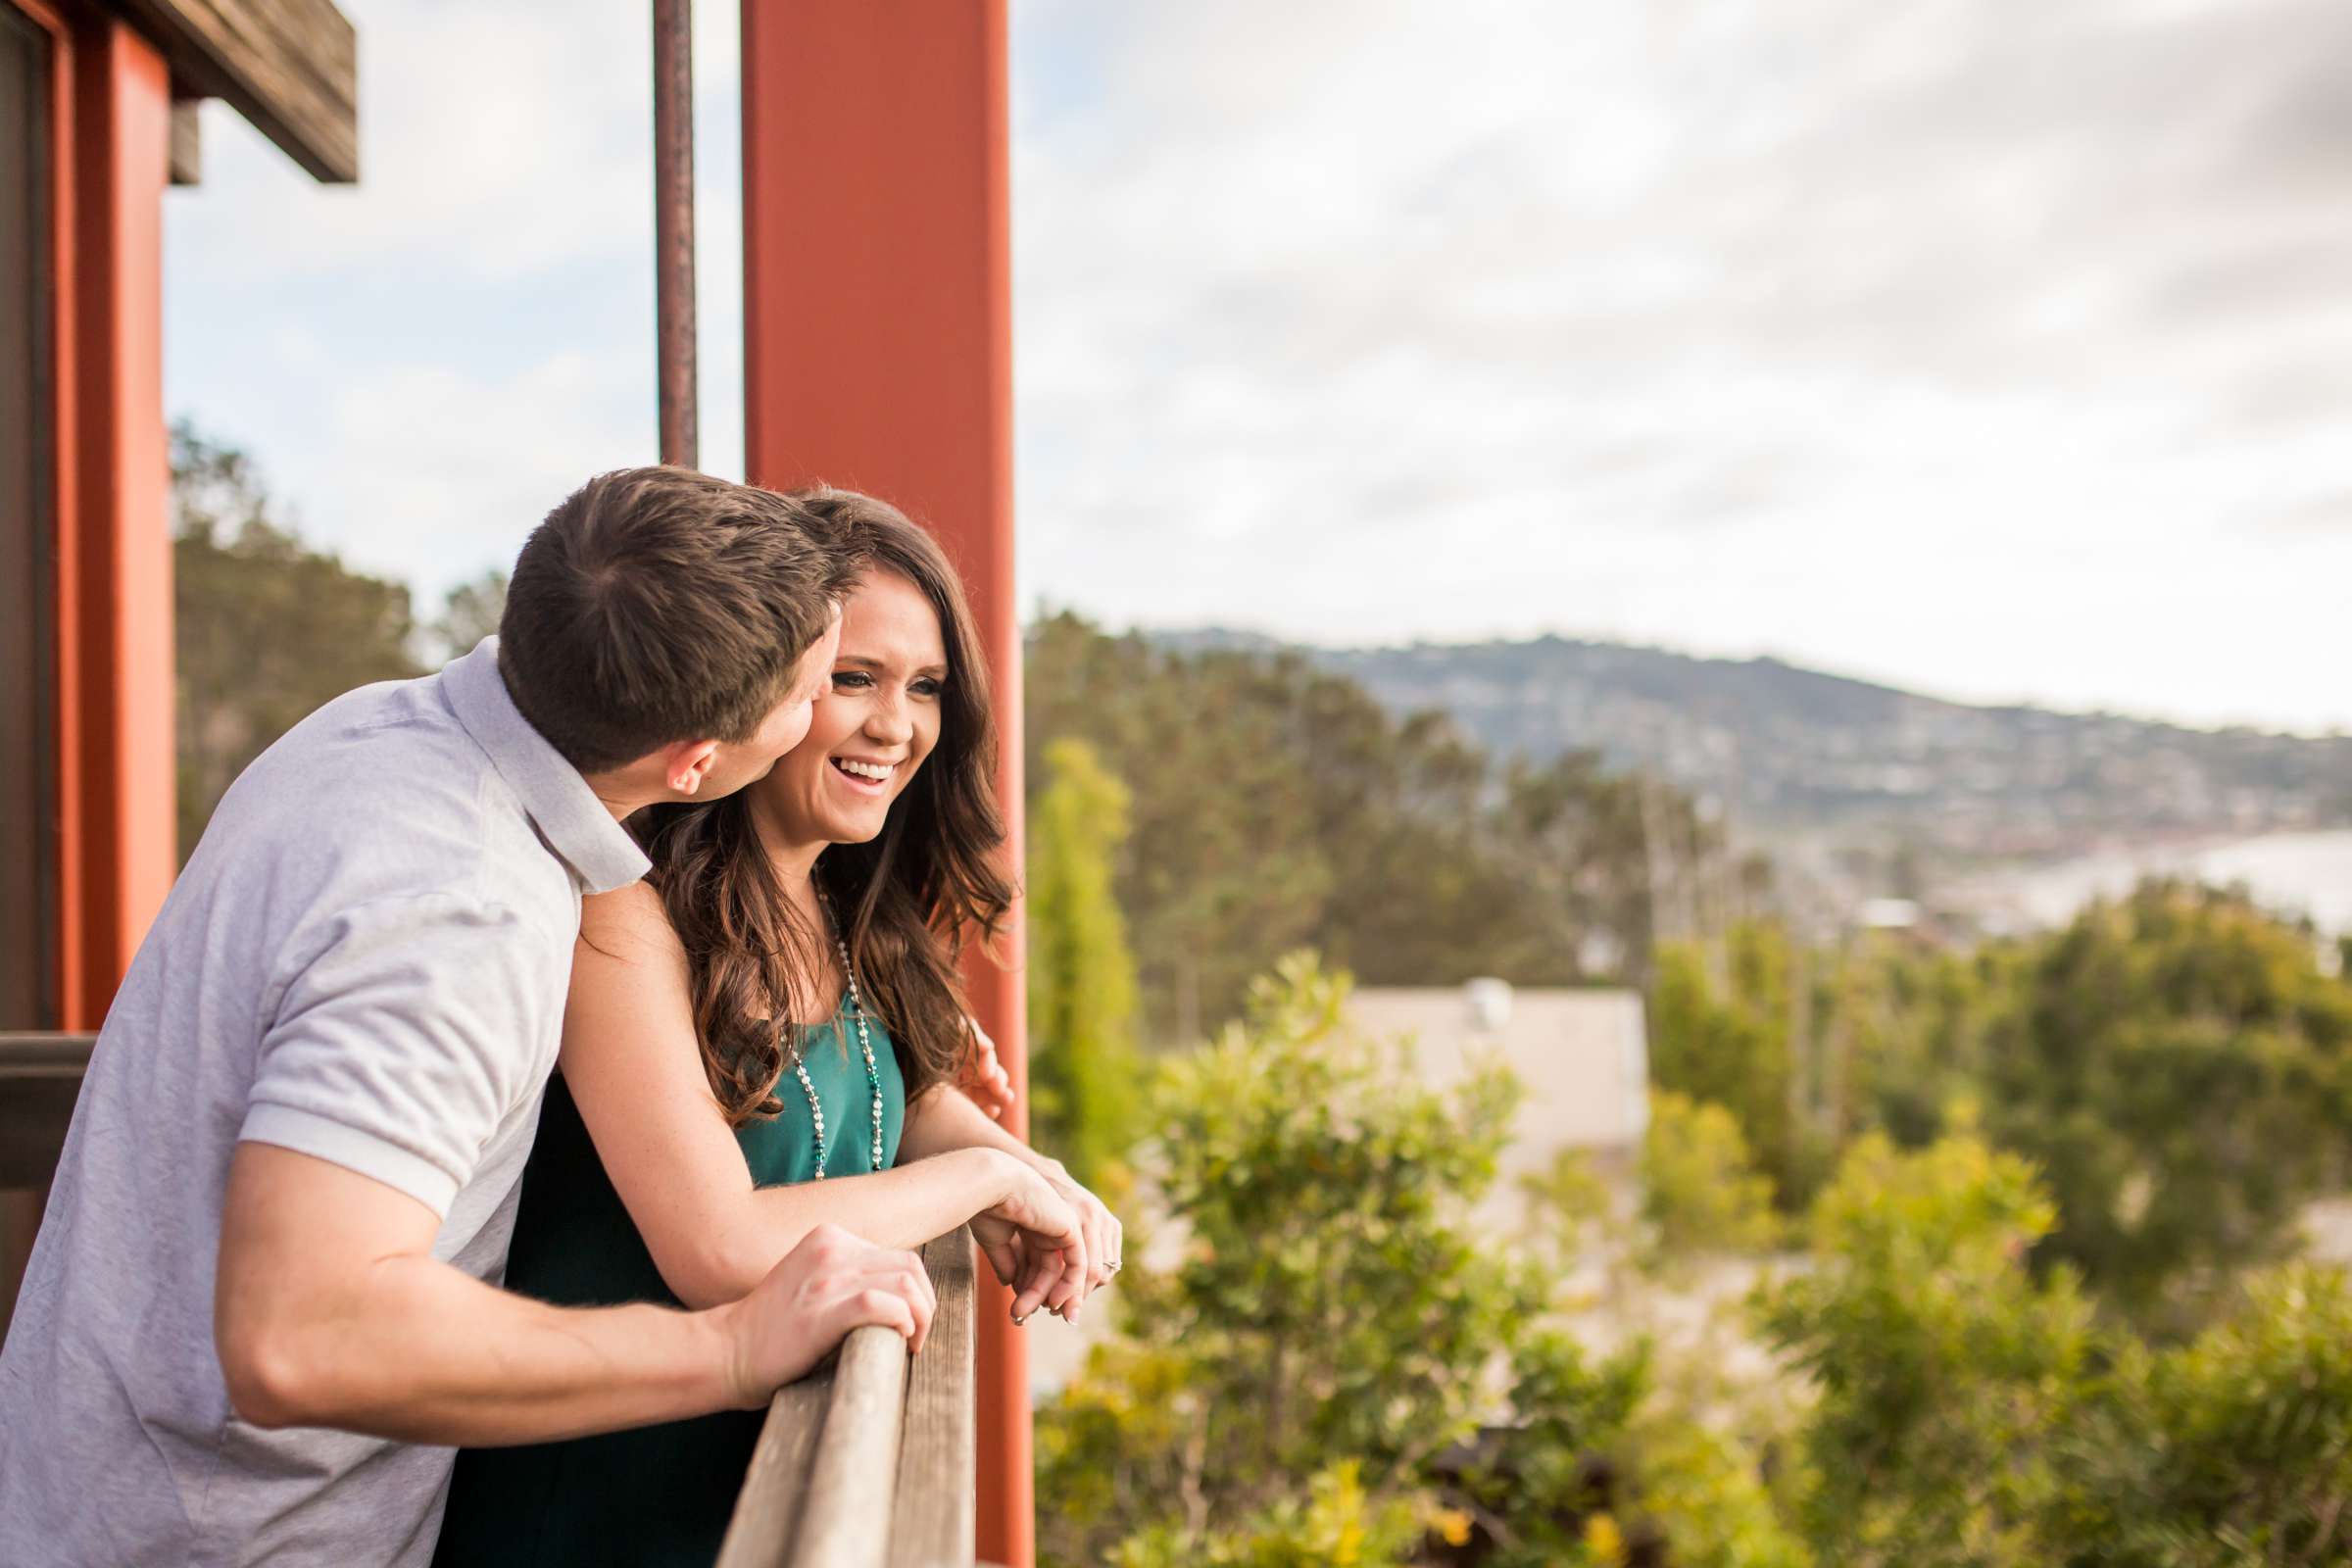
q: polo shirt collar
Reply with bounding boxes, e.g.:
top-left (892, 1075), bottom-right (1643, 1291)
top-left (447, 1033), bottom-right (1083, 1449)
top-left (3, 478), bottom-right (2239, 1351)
top-left (441, 638), bottom-right (652, 896)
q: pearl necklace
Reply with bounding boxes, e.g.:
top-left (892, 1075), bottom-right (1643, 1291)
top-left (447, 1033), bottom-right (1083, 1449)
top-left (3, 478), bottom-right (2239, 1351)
top-left (788, 934), bottom-right (886, 1179)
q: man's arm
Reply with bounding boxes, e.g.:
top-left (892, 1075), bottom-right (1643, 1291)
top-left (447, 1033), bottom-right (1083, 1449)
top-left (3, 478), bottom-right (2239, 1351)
top-left (214, 1143), bottom-right (935, 1446)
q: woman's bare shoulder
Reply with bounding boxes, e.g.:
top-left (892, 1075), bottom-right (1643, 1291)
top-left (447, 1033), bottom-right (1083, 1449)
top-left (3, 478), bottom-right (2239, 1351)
top-left (580, 878), bottom-right (687, 962)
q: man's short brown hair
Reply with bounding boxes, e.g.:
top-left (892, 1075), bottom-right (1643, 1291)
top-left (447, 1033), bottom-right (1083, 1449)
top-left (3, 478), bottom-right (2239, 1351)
top-left (499, 467), bottom-right (857, 774)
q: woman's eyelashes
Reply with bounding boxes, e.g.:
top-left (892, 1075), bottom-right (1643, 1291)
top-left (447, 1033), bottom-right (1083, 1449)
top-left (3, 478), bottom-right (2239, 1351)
top-left (829, 667), bottom-right (945, 700)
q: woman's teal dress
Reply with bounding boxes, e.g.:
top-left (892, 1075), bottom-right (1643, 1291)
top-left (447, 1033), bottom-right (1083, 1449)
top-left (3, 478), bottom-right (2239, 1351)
top-left (432, 1014), bottom-right (906, 1568)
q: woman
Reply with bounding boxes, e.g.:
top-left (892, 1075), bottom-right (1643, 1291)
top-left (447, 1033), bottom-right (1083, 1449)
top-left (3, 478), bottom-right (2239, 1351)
top-left (435, 491), bottom-right (1120, 1567)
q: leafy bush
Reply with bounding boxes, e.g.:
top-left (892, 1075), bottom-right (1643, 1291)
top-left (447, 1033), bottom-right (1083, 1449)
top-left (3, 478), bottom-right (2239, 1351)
top-left (1036, 956), bottom-right (1654, 1567)
top-left (1043, 947), bottom-right (2352, 1567)
top-left (1639, 1092), bottom-right (1782, 1266)
top-left (1756, 1134), bottom-right (2096, 1567)
top-left (2054, 1262), bottom-right (2352, 1565)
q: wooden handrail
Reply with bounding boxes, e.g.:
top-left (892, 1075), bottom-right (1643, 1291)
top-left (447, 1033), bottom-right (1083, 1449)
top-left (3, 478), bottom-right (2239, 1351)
top-left (0, 1033), bottom-right (98, 1067)
top-left (0, 1033), bottom-right (94, 1190)
top-left (719, 1226), bottom-right (980, 1568)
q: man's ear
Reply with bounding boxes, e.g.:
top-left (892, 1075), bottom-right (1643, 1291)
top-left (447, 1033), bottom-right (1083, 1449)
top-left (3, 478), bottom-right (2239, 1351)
top-left (662, 738), bottom-right (723, 796)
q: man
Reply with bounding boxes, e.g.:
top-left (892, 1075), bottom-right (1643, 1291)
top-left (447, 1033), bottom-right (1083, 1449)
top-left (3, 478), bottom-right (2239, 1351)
top-left (0, 468), bottom-right (938, 1564)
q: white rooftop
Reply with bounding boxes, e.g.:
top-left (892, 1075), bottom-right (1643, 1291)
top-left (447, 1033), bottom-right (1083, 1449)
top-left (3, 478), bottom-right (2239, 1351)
top-left (1344, 982), bottom-right (1650, 1237)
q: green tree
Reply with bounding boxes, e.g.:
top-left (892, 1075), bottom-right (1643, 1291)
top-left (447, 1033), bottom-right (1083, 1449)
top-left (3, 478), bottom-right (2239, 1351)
top-left (2056, 1262), bottom-right (2352, 1566)
top-left (435, 567), bottom-right (508, 660)
top-left (1833, 936), bottom-right (2012, 1152)
top-left (1637, 1092), bottom-right (1781, 1266)
top-left (1025, 616), bottom-right (1330, 1043)
top-left (1983, 882), bottom-right (2352, 1332)
top-left (1023, 612), bottom-right (1706, 1044)
top-left (1499, 751), bottom-right (1692, 985)
top-left (1648, 922), bottom-right (1826, 1210)
top-left (1108, 1463), bottom-right (1430, 1568)
top-left (1756, 1133), bottom-right (2097, 1567)
top-left (1025, 738), bottom-right (1145, 1190)
top-left (1035, 956), bottom-right (1656, 1568)
top-left (172, 423), bottom-right (422, 857)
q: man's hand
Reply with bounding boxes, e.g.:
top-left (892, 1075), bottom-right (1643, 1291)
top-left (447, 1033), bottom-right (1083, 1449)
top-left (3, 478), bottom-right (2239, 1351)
top-left (713, 1224), bottom-right (938, 1409)
top-left (956, 1019), bottom-right (1016, 1122)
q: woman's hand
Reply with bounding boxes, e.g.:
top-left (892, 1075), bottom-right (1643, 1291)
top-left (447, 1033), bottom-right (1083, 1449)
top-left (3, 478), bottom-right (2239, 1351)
top-left (715, 1223), bottom-right (938, 1408)
top-left (967, 1152), bottom-right (1092, 1323)
top-left (956, 1019), bottom-right (1016, 1122)
top-left (1034, 1156), bottom-right (1123, 1300)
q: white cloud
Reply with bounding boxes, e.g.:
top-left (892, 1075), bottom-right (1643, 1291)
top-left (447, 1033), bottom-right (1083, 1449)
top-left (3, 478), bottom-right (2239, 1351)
top-left (175, 0), bottom-right (658, 282)
top-left (1007, 0), bottom-right (2352, 731)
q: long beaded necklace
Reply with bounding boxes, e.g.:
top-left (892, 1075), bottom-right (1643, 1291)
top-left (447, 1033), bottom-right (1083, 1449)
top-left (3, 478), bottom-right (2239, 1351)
top-left (786, 923), bottom-right (886, 1178)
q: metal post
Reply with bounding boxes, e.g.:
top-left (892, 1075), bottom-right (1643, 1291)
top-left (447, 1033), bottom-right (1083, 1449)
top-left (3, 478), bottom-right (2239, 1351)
top-left (653, 0), bottom-right (696, 468)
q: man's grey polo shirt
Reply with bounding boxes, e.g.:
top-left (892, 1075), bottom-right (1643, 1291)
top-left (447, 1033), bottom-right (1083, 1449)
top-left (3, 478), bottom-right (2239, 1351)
top-left (0, 638), bottom-right (649, 1566)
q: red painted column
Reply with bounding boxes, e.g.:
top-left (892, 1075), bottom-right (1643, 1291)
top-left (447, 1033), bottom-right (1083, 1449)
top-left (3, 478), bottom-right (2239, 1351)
top-left (56, 12), bottom-right (174, 1028)
top-left (739, 4), bottom-right (1030, 1562)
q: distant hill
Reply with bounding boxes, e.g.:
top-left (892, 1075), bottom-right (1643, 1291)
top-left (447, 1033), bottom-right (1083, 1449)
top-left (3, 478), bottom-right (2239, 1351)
top-left (1154, 630), bottom-right (2352, 861)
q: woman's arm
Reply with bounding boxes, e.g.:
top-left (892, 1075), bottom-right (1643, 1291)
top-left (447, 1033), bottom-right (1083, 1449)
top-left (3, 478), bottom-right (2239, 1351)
top-left (560, 883), bottom-right (1082, 1311)
top-left (902, 1083), bottom-right (1124, 1315)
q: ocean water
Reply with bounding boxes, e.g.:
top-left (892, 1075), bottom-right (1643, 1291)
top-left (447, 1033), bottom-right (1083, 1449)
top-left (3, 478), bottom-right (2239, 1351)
top-left (1965, 829), bottom-right (2352, 939)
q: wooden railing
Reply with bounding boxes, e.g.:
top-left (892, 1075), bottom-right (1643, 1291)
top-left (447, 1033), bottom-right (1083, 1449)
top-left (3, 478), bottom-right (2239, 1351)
top-left (719, 1226), bottom-right (983, 1568)
top-left (0, 1033), bottom-right (94, 1329)
top-left (0, 1032), bottom-right (93, 1189)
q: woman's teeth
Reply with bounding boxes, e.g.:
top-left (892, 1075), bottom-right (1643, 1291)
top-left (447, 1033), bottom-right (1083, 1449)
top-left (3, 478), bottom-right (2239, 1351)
top-left (835, 759), bottom-right (894, 782)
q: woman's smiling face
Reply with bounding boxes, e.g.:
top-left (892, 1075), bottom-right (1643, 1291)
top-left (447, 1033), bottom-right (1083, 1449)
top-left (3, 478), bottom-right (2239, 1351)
top-left (757, 568), bottom-right (947, 846)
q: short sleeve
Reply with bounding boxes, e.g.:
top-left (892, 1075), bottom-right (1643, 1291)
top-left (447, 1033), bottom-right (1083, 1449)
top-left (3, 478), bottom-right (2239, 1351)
top-left (241, 893), bottom-right (548, 1217)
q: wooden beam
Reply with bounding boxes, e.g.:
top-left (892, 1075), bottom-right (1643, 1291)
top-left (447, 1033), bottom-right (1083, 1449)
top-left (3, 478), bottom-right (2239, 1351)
top-left (117, 0), bottom-right (356, 183)
top-left (168, 98), bottom-right (199, 184)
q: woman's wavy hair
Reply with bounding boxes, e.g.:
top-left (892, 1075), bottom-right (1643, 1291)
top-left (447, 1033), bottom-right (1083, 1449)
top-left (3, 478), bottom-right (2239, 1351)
top-left (632, 487), bottom-right (1015, 1125)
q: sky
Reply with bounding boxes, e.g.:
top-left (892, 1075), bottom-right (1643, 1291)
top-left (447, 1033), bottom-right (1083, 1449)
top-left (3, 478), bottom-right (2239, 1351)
top-left (166, 0), bottom-right (2352, 735)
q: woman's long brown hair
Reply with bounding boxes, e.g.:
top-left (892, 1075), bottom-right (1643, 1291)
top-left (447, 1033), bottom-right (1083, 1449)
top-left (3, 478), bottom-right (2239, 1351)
top-left (632, 488), bottom-right (1015, 1125)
